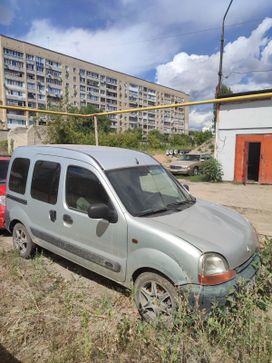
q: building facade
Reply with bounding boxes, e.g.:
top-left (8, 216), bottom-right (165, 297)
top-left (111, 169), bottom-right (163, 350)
top-left (0, 35), bottom-right (189, 134)
top-left (216, 90), bottom-right (272, 184)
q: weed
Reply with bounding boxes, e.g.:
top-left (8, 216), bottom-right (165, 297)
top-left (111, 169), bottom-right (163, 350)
top-left (0, 239), bottom-right (271, 362)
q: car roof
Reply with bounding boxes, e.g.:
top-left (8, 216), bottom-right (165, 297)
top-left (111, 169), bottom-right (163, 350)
top-left (13, 145), bottom-right (159, 171)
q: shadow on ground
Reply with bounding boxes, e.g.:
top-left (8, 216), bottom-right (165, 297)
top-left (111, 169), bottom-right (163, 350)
top-left (39, 247), bottom-right (130, 297)
top-left (0, 344), bottom-right (22, 363)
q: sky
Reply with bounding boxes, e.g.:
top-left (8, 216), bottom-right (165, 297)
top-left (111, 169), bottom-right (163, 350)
top-left (0, 0), bottom-right (272, 130)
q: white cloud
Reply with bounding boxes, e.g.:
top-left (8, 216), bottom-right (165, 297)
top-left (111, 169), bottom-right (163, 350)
top-left (189, 110), bottom-right (214, 130)
top-left (156, 18), bottom-right (272, 129)
top-left (156, 18), bottom-right (272, 99)
top-left (22, 19), bottom-right (181, 75)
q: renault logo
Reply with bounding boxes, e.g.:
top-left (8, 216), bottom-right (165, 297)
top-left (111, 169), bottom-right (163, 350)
top-left (246, 246), bottom-right (251, 253)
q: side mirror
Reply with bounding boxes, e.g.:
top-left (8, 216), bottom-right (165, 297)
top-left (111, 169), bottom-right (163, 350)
top-left (88, 203), bottom-right (118, 223)
top-left (183, 184), bottom-right (190, 192)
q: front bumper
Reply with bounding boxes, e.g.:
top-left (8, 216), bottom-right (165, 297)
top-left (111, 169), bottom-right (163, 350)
top-left (181, 253), bottom-right (259, 311)
top-left (169, 169), bottom-right (190, 175)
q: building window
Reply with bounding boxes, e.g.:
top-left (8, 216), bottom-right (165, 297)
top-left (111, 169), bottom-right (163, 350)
top-left (4, 48), bottom-right (23, 58)
top-left (31, 161), bottom-right (61, 204)
top-left (9, 158), bottom-right (30, 194)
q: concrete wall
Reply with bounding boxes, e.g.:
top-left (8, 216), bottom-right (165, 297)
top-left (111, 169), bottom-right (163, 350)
top-left (8, 125), bottom-right (48, 153)
top-left (0, 130), bottom-right (8, 142)
top-left (216, 99), bottom-right (272, 181)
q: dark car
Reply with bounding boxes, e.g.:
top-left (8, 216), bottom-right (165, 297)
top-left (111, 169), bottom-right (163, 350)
top-left (0, 156), bottom-right (10, 229)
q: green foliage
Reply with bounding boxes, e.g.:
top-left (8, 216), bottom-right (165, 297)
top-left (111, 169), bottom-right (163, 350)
top-left (46, 101), bottom-right (215, 153)
top-left (99, 129), bottom-right (142, 149)
top-left (168, 133), bottom-right (192, 148)
top-left (47, 103), bottom-right (110, 144)
top-left (200, 158), bottom-right (223, 182)
top-left (219, 84), bottom-right (233, 96)
top-left (190, 130), bottom-right (213, 146)
top-left (147, 129), bottom-right (165, 148)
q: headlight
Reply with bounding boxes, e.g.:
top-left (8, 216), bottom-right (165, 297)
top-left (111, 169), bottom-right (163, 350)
top-left (198, 253), bottom-right (236, 285)
top-left (0, 195), bottom-right (6, 206)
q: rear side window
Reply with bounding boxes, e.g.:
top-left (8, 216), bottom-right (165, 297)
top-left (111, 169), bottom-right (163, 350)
top-left (9, 158), bottom-right (30, 194)
top-left (31, 161), bottom-right (61, 204)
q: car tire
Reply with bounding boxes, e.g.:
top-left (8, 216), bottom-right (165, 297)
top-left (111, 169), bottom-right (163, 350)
top-left (193, 166), bottom-right (199, 176)
top-left (12, 223), bottom-right (36, 259)
top-left (134, 272), bottom-right (178, 322)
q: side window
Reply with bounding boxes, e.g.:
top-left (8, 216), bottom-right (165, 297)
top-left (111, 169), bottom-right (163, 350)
top-left (66, 166), bottom-right (109, 213)
top-left (9, 158), bottom-right (30, 194)
top-left (31, 161), bottom-right (61, 204)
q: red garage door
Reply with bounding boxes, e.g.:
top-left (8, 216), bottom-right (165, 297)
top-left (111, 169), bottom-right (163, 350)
top-left (234, 134), bottom-right (272, 184)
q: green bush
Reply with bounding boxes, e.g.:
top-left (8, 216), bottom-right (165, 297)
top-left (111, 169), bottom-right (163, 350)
top-left (200, 158), bottom-right (223, 182)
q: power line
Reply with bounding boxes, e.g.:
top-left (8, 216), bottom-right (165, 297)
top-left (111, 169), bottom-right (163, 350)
top-left (224, 69), bottom-right (272, 78)
top-left (107, 17), bottom-right (267, 47)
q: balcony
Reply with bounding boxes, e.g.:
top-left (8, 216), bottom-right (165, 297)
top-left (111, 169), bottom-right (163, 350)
top-left (5, 71), bottom-right (24, 80)
top-left (7, 112), bottom-right (26, 119)
top-left (7, 119), bottom-right (27, 128)
top-left (4, 52), bottom-right (24, 60)
top-left (5, 82), bottom-right (25, 91)
top-left (4, 63), bottom-right (24, 72)
top-left (6, 92), bottom-right (26, 100)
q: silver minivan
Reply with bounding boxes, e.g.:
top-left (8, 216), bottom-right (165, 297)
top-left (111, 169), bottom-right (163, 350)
top-left (5, 145), bottom-right (259, 321)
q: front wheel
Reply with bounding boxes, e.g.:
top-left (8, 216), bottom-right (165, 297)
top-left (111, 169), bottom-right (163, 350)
top-left (13, 223), bottom-right (36, 259)
top-left (134, 272), bottom-right (178, 322)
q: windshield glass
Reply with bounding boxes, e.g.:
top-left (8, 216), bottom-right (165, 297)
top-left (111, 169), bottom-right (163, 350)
top-left (106, 165), bottom-right (193, 216)
top-left (181, 154), bottom-right (200, 161)
top-left (0, 160), bottom-right (9, 183)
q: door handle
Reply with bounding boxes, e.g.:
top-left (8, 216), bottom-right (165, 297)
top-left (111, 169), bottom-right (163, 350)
top-left (63, 214), bottom-right (73, 225)
top-left (49, 210), bottom-right (57, 222)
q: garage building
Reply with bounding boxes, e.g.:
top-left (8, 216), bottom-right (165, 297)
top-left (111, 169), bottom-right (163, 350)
top-left (216, 89), bottom-right (272, 184)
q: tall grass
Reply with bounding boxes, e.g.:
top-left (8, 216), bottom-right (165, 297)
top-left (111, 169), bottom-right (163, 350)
top-left (0, 240), bottom-right (271, 362)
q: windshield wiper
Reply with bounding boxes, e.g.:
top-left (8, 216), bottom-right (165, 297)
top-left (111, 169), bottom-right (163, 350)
top-left (136, 207), bottom-right (168, 217)
top-left (167, 198), bottom-right (196, 209)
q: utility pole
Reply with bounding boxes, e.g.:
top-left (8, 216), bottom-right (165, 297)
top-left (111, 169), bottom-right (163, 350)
top-left (94, 115), bottom-right (99, 146)
top-left (216, 0), bottom-right (234, 98)
top-left (214, 0), bottom-right (234, 158)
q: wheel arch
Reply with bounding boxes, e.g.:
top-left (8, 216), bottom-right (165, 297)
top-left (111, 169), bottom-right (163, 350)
top-left (126, 248), bottom-right (188, 287)
top-left (9, 219), bottom-right (23, 233)
top-left (132, 267), bottom-right (175, 285)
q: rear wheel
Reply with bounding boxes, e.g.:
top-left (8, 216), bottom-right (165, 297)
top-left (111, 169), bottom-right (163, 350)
top-left (193, 166), bottom-right (199, 176)
top-left (12, 223), bottom-right (36, 259)
top-left (134, 272), bottom-right (178, 322)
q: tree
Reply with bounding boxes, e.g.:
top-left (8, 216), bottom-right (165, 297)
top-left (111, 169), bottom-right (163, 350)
top-left (47, 103), bottom-right (111, 144)
top-left (213, 84), bottom-right (233, 129)
top-left (147, 129), bottom-right (164, 148)
top-left (190, 130), bottom-right (213, 146)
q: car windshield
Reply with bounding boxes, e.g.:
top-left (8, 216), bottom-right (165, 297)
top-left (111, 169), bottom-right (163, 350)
top-left (106, 165), bottom-right (194, 216)
top-left (0, 160), bottom-right (9, 183)
top-left (180, 154), bottom-right (201, 161)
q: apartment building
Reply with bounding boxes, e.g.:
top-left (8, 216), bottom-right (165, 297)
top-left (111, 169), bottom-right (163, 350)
top-left (0, 35), bottom-right (189, 134)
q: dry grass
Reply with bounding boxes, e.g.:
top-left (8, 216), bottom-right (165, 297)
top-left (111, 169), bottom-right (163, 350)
top-left (0, 240), bottom-right (271, 363)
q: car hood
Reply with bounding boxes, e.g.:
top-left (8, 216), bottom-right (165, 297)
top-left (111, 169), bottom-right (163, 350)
top-left (140, 199), bottom-right (258, 269)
